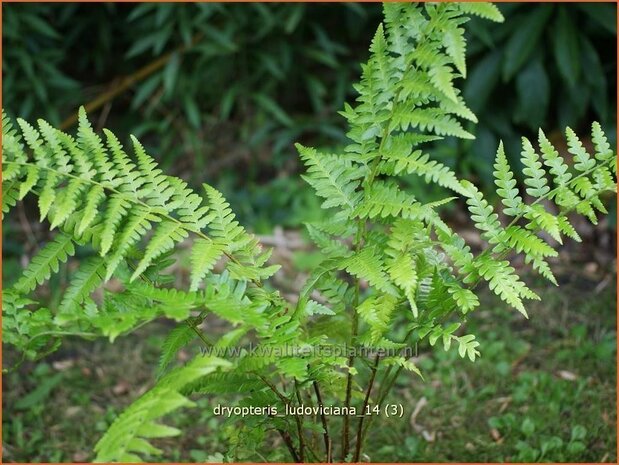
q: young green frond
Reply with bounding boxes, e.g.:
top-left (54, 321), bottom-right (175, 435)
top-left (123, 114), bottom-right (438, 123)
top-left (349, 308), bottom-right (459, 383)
top-left (14, 233), bottom-right (75, 294)
top-left (456, 2), bottom-right (504, 22)
top-left (190, 239), bottom-right (226, 291)
top-left (493, 142), bottom-right (524, 217)
top-left (57, 257), bottom-right (106, 323)
top-left (521, 137), bottom-right (551, 199)
top-left (157, 324), bottom-right (198, 377)
top-left (296, 144), bottom-right (364, 214)
top-left (343, 247), bottom-right (397, 296)
top-left (94, 356), bottom-right (231, 462)
top-left (386, 253), bottom-right (418, 316)
top-left (358, 294), bottom-right (398, 343)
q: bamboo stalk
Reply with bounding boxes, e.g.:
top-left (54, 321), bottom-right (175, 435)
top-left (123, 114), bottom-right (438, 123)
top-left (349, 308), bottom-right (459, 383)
top-left (59, 34), bottom-right (202, 131)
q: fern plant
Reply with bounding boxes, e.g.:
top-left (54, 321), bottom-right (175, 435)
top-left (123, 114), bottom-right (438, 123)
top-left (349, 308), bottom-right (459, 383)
top-left (3, 2), bottom-right (616, 462)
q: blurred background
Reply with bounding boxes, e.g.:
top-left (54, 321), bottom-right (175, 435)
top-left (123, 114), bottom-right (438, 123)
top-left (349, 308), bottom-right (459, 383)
top-left (2, 3), bottom-right (617, 463)
top-left (3, 2), bottom-right (617, 228)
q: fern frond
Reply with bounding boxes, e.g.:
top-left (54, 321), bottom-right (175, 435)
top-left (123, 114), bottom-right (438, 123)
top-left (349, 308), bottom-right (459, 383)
top-left (128, 282), bottom-right (199, 320)
top-left (17, 165), bottom-right (40, 201)
top-left (342, 247), bottom-right (396, 295)
top-left (2, 181), bottom-right (20, 217)
top-left (538, 129), bottom-right (572, 187)
top-left (393, 107), bottom-right (474, 140)
top-left (566, 127), bottom-right (596, 173)
top-left (428, 60), bottom-right (459, 102)
top-left (297, 144), bottom-right (364, 213)
top-left (105, 208), bottom-right (159, 280)
top-left (2, 289), bottom-right (55, 359)
top-left (188, 371), bottom-right (263, 395)
top-left (190, 239), bottom-right (226, 291)
top-left (78, 107), bottom-right (118, 187)
top-left (130, 136), bottom-right (176, 209)
top-left (379, 134), bottom-right (466, 195)
top-left (100, 194), bottom-right (131, 255)
top-left (460, 180), bottom-right (502, 244)
top-left (130, 221), bottom-right (189, 281)
top-left (353, 181), bottom-right (425, 220)
top-left (591, 121), bottom-right (615, 164)
top-left (442, 17), bottom-right (467, 77)
top-left (103, 129), bottom-right (145, 194)
top-left (456, 3), bottom-right (504, 22)
top-left (521, 137), bottom-right (551, 199)
top-left (56, 130), bottom-right (95, 179)
top-left (57, 257), bottom-right (106, 324)
top-left (157, 324), bottom-right (197, 377)
top-left (16, 118), bottom-right (48, 164)
top-left (383, 355), bottom-right (423, 378)
top-left (305, 222), bottom-right (353, 258)
top-left (4, 109), bottom-right (280, 349)
top-left (50, 178), bottom-right (85, 229)
top-left (38, 119), bottom-right (72, 171)
top-left (447, 284), bottom-right (479, 314)
top-left (38, 172), bottom-right (59, 221)
top-left (77, 185), bottom-right (105, 235)
top-left (94, 356), bottom-right (231, 462)
top-left (476, 256), bottom-right (538, 318)
top-left (358, 294), bottom-right (398, 344)
top-left (493, 142), bottom-right (524, 217)
top-left (386, 253), bottom-right (418, 316)
top-left (14, 233), bottom-right (75, 293)
top-left (203, 184), bottom-right (252, 251)
top-left (455, 334), bottom-right (481, 362)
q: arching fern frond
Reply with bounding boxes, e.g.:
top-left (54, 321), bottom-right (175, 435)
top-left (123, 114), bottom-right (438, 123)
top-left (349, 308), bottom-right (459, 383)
top-left (2, 108), bottom-right (281, 356)
top-left (94, 356), bottom-right (231, 462)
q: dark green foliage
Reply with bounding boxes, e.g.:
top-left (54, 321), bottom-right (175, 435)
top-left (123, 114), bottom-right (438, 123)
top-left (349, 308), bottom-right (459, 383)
top-left (456, 3), bottom-right (617, 191)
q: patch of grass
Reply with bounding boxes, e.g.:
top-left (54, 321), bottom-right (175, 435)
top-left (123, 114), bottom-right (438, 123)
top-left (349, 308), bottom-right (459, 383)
top-left (3, 327), bottom-right (166, 462)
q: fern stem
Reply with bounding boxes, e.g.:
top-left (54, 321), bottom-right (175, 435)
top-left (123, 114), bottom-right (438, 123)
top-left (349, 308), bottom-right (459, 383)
top-left (342, 59), bottom-right (409, 460)
top-left (341, 287), bottom-right (359, 460)
top-left (359, 326), bottom-right (415, 447)
top-left (342, 220), bottom-right (365, 460)
top-left (341, 50), bottom-right (419, 459)
top-left (342, 58), bottom-right (409, 459)
top-left (277, 429), bottom-right (302, 463)
top-left (187, 316), bottom-right (214, 347)
top-left (293, 379), bottom-right (307, 462)
top-left (312, 380), bottom-right (332, 462)
top-left (341, 43), bottom-right (417, 454)
top-left (257, 373), bottom-right (305, 462)
top-left (353, 353), bottom-right (381, 462)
